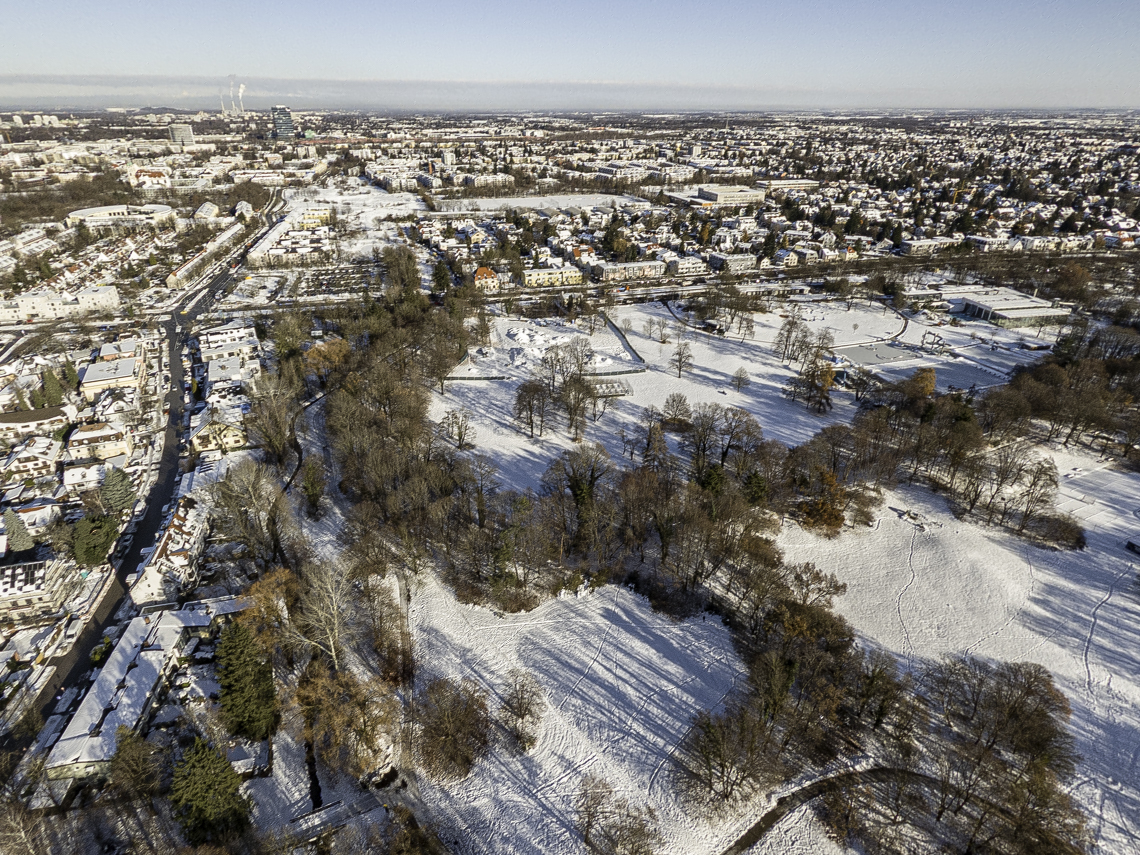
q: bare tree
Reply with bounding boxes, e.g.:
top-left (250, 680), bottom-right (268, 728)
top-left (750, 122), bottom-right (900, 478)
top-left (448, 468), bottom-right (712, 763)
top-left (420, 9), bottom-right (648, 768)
top-left (670, 341), bottom-right (694, 378)
top-left (662, 392), bottom-right (691, 426)
top-left (295, 560), bottom-right (357, 672)
top-left (574, 772), bottom-right (663, 855)
top-left (413, 678), bottom-right (493, 780)
top-left (442, 408), bottom-right (476, 449)
top-left (731, 367), bottom-right (750, 391)
top-left (213, 459), bottom-right (295, 567)
top-left (1016, 458), bottom-right (1058, 533)
top-left (246, 370), bottom-right (302, 470)
top-left (514, 379), bottom-right (551, 438)
top-left (498, 669), bottom-right (546, 752)
top-left (561, 375), bottom-right (593, 440)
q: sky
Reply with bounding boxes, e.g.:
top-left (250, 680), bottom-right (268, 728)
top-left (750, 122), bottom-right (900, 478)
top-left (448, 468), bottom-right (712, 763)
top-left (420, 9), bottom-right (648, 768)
top-left (0, 0), bottom-right (1137, 111)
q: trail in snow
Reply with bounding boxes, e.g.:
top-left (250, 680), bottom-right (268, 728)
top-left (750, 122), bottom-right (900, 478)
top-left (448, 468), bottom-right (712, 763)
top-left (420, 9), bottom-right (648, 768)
top-left (1083, 569), bottom-right (1127, 698)
top-left (964, 547), bottom-right (1036, 657)
top-left (556, 588), bottom-right (618, 712)
top-left (895, 526), bottom-right (919, 666)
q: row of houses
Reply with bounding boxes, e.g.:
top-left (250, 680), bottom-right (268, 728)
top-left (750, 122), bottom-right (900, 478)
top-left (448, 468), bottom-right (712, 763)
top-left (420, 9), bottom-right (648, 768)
top-left (44, 596), bottom-right (247, 783)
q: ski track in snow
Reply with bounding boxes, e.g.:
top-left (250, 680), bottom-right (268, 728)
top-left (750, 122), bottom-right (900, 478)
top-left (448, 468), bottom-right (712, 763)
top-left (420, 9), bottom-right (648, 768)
top-left (555, 590), bottom-right (618, 712)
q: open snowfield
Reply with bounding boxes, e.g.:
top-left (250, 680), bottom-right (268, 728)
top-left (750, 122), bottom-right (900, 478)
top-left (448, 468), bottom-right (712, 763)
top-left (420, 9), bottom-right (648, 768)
top-left (408, 578), bottom-right (753, 855)
top-left (777, 451), bottom-right (1140, 855)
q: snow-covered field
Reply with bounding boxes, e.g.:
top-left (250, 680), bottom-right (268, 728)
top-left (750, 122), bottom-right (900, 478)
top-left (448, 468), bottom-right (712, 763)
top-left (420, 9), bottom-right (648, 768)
top-left (285, 181), bottom-right (425, 260)
top-left (408, 578), bottom-right (752, 855)
top-left (777, 451), bottom-right (1140, 855)
top-left (431, 300), bottom-right (1046, 493)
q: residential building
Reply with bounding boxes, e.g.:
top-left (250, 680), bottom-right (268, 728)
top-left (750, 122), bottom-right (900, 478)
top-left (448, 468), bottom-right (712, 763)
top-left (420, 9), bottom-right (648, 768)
top-left (473, 266), bottom-right (500, 292)
top-left (66, 422), bottom-right (132, 461)
top-left (666, 256), bottom-right (709, 276)
top-left (521, 267), bottom-right (585, 288)
top-left (271, 105), bottom-right (295, 140)
top-left (592, 260), bottom-right (666, 282)
top-left (168, 124), bottom-right (195, 146)
top-left (0, 406), bottom-right (75, 443)
top-left (1, 437), bottom-right (63, 481)
top-left (709, 253), bottom-right (758, 274)
top-left (0, 557), bottom-right (78, 625)
top-left (79, 358), bottom-right (142, 402)
top-left (98, 339), bottom-right (139, 362)
top-left (45, 598), bottom-right (247, 781)
top-left (188, 409), bottom-right (247, 453)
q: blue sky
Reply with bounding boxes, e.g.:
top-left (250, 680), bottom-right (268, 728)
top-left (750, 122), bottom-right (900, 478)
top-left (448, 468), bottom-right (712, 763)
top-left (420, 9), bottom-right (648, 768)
top-left (1, 0), bottom-right (1136, 109)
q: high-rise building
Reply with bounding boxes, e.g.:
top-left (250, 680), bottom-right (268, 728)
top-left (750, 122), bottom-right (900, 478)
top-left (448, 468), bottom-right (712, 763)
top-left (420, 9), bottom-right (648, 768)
top-left (271, 105), bottom-right (295, 140)
top-left (169, 123), bottom-right (195, 146)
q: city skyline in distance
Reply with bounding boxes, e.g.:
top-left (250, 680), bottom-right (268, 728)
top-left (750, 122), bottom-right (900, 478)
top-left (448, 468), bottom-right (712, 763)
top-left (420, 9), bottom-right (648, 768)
top-left (1, 0), bottom-right (1138, 111)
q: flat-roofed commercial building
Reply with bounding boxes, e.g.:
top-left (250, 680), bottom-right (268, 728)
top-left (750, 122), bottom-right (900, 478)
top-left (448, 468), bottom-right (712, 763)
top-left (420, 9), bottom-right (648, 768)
top-left (960, 287), bottom-right (1072, 328)
top-left (65, 204), bottom-right (174, 232)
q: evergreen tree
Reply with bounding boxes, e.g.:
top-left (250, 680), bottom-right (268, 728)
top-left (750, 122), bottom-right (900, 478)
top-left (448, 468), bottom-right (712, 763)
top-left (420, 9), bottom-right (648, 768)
top-left (73, 514), bottom-right (118, 566)
top-left (62, 360), bottom-right (80, 390)
top-left (30, 387), bottom-right (46, 409)
top-left (14, 386), bottom-right (30, 411)
top-left (170, 738), bottom-right (251, 845)
top-left (42, 370), bottom-right (63, 408)
top-left (432, 259), bottom-right (452, 292)
top-left (216, 622), bottom-right (278, 741)
top-left (100, 467), bottom-right (136, 514)
top-left (4, 509), bottom-right (34, 553)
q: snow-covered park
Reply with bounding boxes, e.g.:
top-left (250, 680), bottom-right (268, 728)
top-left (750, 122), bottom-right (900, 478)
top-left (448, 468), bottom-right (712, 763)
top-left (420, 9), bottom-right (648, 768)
top-left (776, 453), bottom-right (1140, 855)
top-left (408, 579), bottom-right (750, 854)
top-left (419, 298), bottom-right (1138, 854)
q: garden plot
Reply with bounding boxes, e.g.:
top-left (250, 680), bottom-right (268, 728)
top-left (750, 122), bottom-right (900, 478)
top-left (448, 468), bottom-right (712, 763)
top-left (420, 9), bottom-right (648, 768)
top-left (408, 578), bottom-right (751, 855)
top-left (775, 449), bottom-right (1140, 855)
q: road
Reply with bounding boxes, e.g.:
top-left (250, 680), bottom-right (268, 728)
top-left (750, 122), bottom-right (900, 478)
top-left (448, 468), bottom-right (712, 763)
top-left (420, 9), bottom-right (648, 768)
top-left (0, 266), bottom-right (238, 753)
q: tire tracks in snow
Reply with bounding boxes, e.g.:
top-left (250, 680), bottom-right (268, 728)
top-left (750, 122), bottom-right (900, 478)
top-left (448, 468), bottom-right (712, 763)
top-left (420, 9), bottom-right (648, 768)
top-left (556, 589), bottom-right (618, 712)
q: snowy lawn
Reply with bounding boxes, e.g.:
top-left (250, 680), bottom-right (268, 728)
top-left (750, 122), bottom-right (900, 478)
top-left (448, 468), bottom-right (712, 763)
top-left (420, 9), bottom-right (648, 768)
top-left (408, 578), bottom-right (751, 855)
top-left (777, 451), bottom-right (1140, 855)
